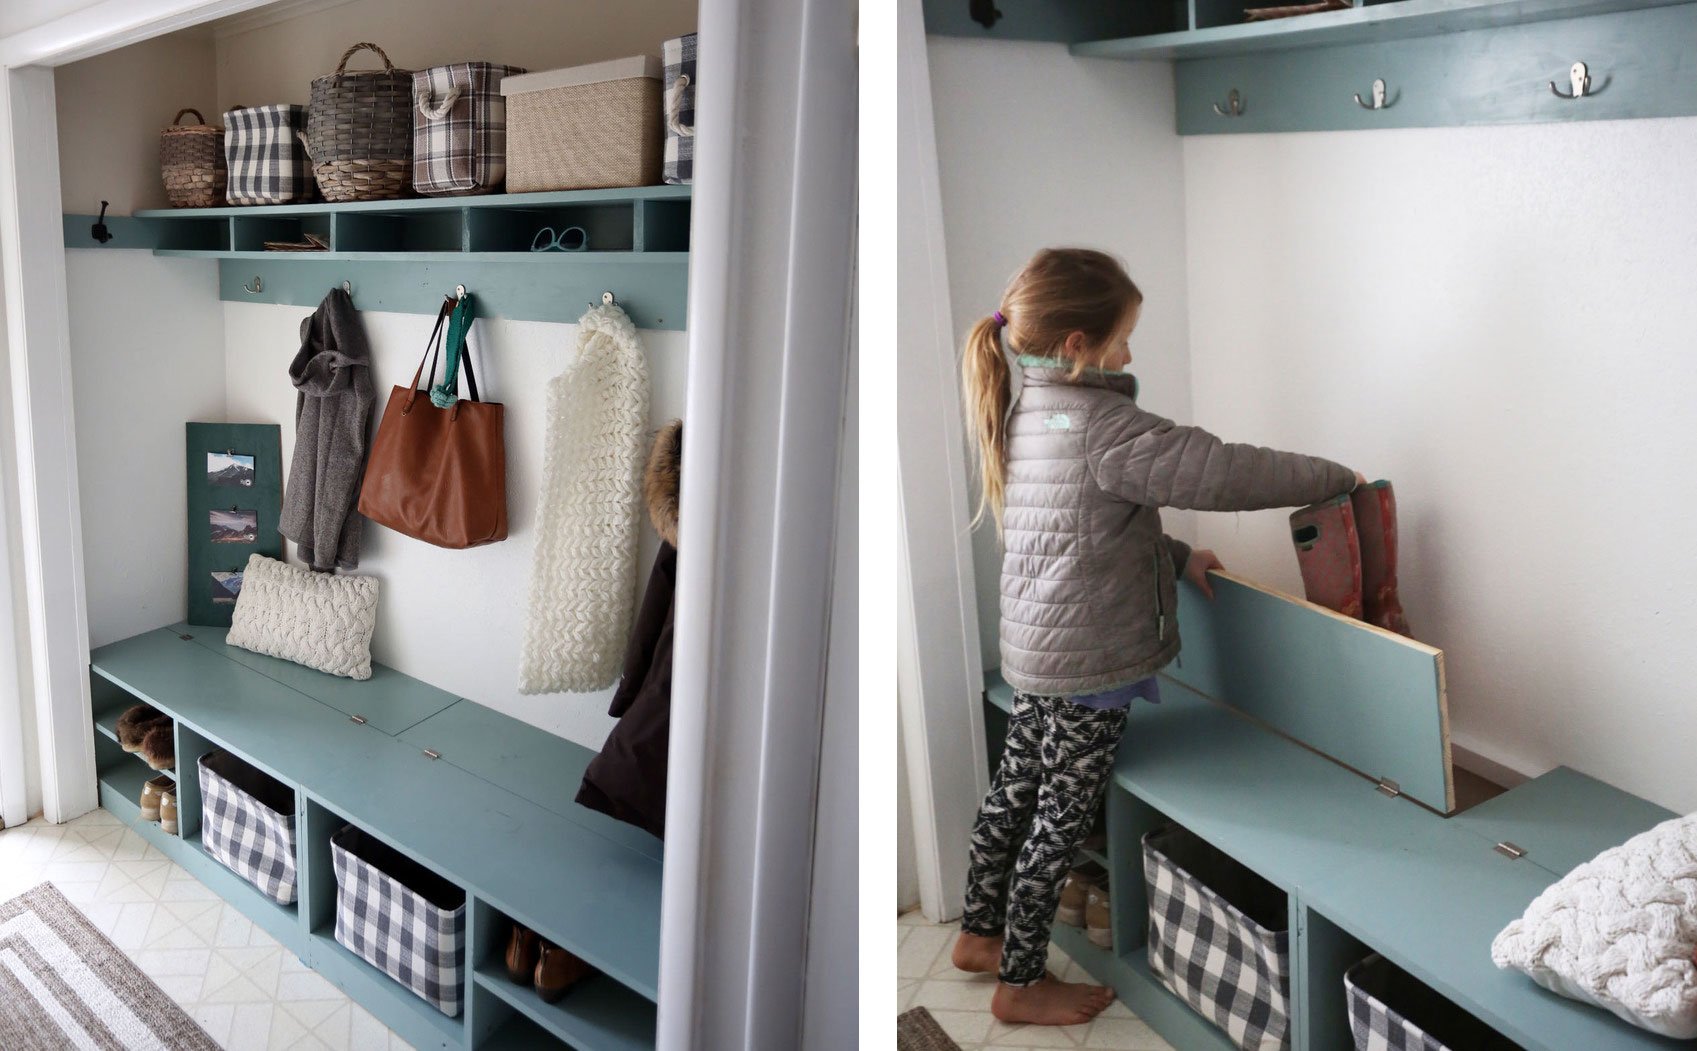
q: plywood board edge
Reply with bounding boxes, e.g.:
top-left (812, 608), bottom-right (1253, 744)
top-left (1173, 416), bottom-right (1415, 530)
top-left (1436, 649), bottom-right (1455, 814)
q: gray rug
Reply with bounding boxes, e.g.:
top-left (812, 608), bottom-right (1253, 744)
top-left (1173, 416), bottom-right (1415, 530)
top-left (0, 882), bottom-right (219, 1050)
top-left (898, 1005), bottom-right (963, 1051)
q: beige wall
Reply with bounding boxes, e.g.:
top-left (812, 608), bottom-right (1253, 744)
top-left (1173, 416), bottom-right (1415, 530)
top-left (215, 0), bottom-right (696, 112)
top-left (55, 31), bottom-right (219, 215)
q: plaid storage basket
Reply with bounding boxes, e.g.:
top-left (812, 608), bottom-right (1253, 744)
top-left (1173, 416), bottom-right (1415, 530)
top-left (331, 825), bottom-right (466, 1017)
top-left (661, 33), bottom-right (696, 185)
top-left (1145, 824), bottom-right (1291, 1051)
top-left (411, 62), bottom-right (526, 196)
top-left (198, 750), bottom-right (297, 906)
top-left (224, 104), bottom-right (315, 205)
top-left (1344, 954), bottom-right (1524, 1051)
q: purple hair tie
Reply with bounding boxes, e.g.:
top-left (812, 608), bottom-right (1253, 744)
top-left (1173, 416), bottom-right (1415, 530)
top-left (991, 310), bottom-right (1006, 329)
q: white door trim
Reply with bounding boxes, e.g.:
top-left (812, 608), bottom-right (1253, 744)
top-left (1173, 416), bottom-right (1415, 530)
top-left (895, 1), bottom-right (988, 922)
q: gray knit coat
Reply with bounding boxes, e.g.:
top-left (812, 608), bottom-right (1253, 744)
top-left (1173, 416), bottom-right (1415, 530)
top-left (279, 288), bottom-right (373, 571)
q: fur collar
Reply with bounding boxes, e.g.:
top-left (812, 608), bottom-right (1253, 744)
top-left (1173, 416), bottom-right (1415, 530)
top-left (646, 419), bottom-right (682, 546)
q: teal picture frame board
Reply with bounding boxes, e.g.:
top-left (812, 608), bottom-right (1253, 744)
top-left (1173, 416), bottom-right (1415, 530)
top-left (187, 422), bottom-right (282, 627)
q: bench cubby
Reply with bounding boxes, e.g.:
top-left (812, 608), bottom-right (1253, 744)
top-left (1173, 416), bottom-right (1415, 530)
top-left (89, 623), bottom-right (662, 1050)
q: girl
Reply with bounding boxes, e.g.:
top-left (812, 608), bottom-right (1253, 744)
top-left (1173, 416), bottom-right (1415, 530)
top-left (952, 247), bottom-right (1363, 1026)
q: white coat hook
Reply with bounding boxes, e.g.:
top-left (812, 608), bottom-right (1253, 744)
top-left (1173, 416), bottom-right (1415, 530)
top-left (1212, 88), bottom-right (1243, 118)
top-left (455, 284), bottom-right (467, 300)
top-left (601, 291), bottom-right (616, 306)
top-left (1354, 78), bottom-right (1394, 110)
top-left (1550, 61), bottom-right (1606, 99)
top-left (243, 275), bottom-right (262, 294)
top-left (341, 280), bottom-right (353, 295)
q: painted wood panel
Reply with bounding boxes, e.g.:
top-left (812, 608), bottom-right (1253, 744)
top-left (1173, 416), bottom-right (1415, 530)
top-left (1165, 571), bottom-right (1452, 812)
top-left (1449, 764), bottom-right (1676, 876)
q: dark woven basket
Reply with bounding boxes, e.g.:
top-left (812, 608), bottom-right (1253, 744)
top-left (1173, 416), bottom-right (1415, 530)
top-left (160, 108), bottom-right (226, 208)
top-left (306, 42), bottom-right (414, 201)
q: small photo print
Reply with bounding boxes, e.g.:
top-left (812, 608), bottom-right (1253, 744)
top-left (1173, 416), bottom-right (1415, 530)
top-left (211, 571), bottom-right (243, 605)
top-left (210, 508), bottom-right (258, 544)
top-left (208, 451), bottom-right (256, 487)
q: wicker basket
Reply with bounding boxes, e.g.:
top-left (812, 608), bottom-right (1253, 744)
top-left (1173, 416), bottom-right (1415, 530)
top-left (501, 56), bottom-right (663, 192)
top-left (160, 108), bottom-right (226, 208)
top-left (306, 42), bottom-right (414, 202)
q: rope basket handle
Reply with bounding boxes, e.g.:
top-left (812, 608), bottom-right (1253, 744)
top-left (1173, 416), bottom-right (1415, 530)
top-left (172, 108), bottom-right (207, 126)
top-left (333, 42), bottom-right (396, 77)
top-left (664, 74), bottom-right (694, 138)
top-left (415, 85), bottom-right (462, 122)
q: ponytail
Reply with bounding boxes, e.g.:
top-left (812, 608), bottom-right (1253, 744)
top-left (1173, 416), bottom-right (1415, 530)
top-left (962, 314), bottom-right (1013, 534)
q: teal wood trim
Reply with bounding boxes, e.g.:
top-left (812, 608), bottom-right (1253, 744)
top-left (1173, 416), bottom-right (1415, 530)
top-left (62, 214), bottom-right (159, 249)
top-left (1165, 572), bottom-right (1452, 812)
top-left (465, 899), bottom-right (515, 1048)
top-left (921, 0), bottom-right (1179, 42)
top-left (307, 929), bottom-right (465, 1050)
top-left (482, 1014), bottom-right (556, 1049)
top-left (1295, 904), bottom-right (1371, 1051)
top-left (1447, 765), bottom-right (1675, 876)
top-left (1047, 925), bottom-right (1239, 1051)
top-left (133, 185), bottom-right (690, 220)
top-left (472, 965), bottom-right (656, 1051)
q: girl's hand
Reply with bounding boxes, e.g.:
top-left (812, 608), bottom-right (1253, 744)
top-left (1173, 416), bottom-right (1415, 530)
top-left (1353, 470), bottom-right (1368, 489)
top-left (1185, 548), bottom-right (1224, 600)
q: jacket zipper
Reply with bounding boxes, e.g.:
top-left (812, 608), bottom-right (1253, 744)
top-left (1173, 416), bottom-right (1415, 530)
top-left (1154, 551), bottom-right (1166, 641)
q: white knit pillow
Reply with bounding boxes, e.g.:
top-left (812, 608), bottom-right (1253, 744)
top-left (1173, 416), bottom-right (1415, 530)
top-left (225, 554), bottom-right (379, 680)
top-left (1492, 811), bottom-right (1697, 1038)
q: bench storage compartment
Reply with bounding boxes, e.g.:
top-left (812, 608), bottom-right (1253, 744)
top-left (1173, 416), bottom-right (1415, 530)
top-left (199, 750), bottom-right (298, 905)
top-left (1345, 953), bottom-right (1523, 1051)
top-left (331, 825), bottom-right (466, 1017)
top-left (1145, 822), bottom-right (1292, 1051)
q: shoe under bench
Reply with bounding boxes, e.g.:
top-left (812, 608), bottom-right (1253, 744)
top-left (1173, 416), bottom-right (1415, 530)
top-left (89, 622), bottom-right (660, 1051)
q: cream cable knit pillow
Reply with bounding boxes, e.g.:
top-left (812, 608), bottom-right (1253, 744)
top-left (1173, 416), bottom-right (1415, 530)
top-left (1492, 811), bottom-right (1697, 1038)
top-left (225, 554), bottom-right (379, 680)
top-left (518, 300), bottom-right (650, 694)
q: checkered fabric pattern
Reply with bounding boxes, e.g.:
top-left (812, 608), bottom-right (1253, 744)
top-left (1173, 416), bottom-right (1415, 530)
top-left (412, 63), bottom-right (526, 196)
top-left (331, 826), bottom-right (465, 1017)
top-left (1146, 831), bottom-right (1291, 1051)
top-left (198, 753), bottom-right (297, 906)
top-left (1345, 956), bottom-right (1452, 1051)
top-left (224, 105), bottom-right (315, 204)
top-left (662, 33), bottom-right (696, 184)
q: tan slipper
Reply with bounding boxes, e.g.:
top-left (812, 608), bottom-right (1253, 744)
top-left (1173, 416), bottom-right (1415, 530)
top-left (140, 722), bottom-right (175, 771)
top-left (139, 774), bottom-right (172, 821)
top-left (117, 706), bottom-right (166, 752)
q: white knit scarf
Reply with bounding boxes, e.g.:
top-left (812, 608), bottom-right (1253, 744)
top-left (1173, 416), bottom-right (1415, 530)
top-left (519, 302), bottom-right (651, 694)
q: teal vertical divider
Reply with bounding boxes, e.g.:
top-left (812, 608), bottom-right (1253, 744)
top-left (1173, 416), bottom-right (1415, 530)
top-left (1295, 903), bottom-right (1370, 1051)
top-left (467, 897), bottom-right (513, 1048)
top-left (173, 723), bottom-right (213, 841)
top-left (1105, 787), bottom-right (1166, 954)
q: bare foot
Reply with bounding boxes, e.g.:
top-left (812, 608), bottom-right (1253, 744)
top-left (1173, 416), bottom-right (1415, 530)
top-left (950, 930), bottom-right (1002, 973)
top-left (991, 975), bottom-right (1116, 1026)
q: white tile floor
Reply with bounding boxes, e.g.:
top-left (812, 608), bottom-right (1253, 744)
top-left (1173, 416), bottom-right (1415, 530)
top-left (0, 807), bottom-right (411, 1051)
top-left (898, 909), bottom-right (1175, 1051)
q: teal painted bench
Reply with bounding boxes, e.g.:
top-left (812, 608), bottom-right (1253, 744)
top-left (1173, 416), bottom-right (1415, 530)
top-left (983, 673), bottom-right (1683, 1050)
top-left (89, 624), bottom-right (659, 1051)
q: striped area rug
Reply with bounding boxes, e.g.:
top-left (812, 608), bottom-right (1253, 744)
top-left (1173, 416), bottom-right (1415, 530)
top-left (0, 882), bottom-right (219, 1050)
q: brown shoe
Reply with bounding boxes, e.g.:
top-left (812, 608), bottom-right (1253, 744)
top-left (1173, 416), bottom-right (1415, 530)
top-left (117, 706), bottom-right (165, 752)
top-left (534, 942), bottom-right (590, 1003)
top-left (506, 925), bottom-right (539, 985)
top-left (140, 723), bottom-right (175, 771)
top-left (159, 789), bottom-right (178, 836)
top-left (139, 774), bottom-right (172, 821)
top-left (1056, 871), bottom-right (1090, 928)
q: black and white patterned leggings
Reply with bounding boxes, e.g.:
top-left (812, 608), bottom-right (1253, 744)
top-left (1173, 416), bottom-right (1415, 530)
top-left (960, 690), bottom-right (1128, 986)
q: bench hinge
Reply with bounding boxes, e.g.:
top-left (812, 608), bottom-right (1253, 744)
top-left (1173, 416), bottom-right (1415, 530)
top-left (1374, 777), bottom-right (1401, 798)
top-left (423, 749), bottom-right (441, 760)
top-left (178, 633), bottom-right (194, 641)
top-left (1494, 841), bottom-right (1527, 860)
top-left (349, 714), bottom-right (367, 725)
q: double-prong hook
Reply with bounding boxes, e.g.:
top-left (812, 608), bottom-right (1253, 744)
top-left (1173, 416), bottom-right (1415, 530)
top-left (1354, 78), bottom-right (1396, 110)
top-left (1212, 88), bottom-right (1243, 118)
top-left (1550, 61), bottom-right (1607, 99)
top-left (243, 275), bottom-right (263, 294)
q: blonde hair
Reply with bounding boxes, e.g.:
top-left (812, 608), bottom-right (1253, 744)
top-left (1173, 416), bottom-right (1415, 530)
top-left (962, 247), bottom-right (1143, 532)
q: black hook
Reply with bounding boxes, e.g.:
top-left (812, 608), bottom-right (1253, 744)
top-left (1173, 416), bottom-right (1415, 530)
top-left (969, 0), bottom-right (1001, 29)
top-left (91, 201), bottom-right (112, 244)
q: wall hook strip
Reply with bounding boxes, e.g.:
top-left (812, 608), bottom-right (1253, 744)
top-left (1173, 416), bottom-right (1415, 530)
top-left (243, 276), bottom-right (263, 294)
top-left (1212, 88), bottom-right (1243, 118)
top-left (1354, 78), bottom-right (1395, 110)
top-left (1550, 61), bottom-right (1607, 99)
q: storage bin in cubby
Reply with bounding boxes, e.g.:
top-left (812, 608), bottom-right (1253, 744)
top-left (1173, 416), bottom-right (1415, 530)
top-left (1144, 823), bottom-right (1291, 1051)
top-left (1345, 953), bottom-right (1524, 1051)
top-left (331, 824), bottom-right (466, 1017)
top-left (199, 749), bottom-right (298, 905)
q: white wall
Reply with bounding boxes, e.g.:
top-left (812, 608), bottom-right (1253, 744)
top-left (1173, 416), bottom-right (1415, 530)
top-left (1183, 118), bottom-right (1697, 812)
top-left (925, 38), bottom-right (1194, 669)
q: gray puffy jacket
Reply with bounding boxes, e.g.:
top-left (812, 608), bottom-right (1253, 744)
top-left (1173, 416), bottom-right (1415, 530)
top-left (999, 357), bottom-right (1356, 696)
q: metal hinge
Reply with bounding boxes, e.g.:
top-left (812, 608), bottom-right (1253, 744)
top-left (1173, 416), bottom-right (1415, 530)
top-left (178, 634), bottom-right (194, 641)
top-left (349, 715), bottom-right (367, 725)
top-left (423, 749), bottom-right (441, 760)
top-left (1494, 841), bottom-right (1527, 860)
top-left (1375, 777), bottom-right (1401, 798)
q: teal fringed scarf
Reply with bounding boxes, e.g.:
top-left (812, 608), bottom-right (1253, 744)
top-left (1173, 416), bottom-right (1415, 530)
top-left (430, 294), bottom-right (477, 408)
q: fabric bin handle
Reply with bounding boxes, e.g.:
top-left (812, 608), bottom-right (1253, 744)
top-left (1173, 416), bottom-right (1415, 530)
top-left (332, 41), bottom-right (397, 77)
top-left (415, 85), bottom-right (462, 122)
top-left (665, 73), bottom-right (694, 138)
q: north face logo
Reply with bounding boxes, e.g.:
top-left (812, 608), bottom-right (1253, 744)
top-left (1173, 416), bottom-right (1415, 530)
top-left (1044, 413), bottom-right (1072, 431)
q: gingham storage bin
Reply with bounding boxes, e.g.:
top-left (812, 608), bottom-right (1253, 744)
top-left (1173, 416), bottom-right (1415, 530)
top-left (1145, 824), bottom-right (1292, 1051)
top-left (661, 33), bottom-right (696, 185)
top-left (198, 750), bottom-right (297, 906)
top-left (331, 825), bottom-right (466, 1017)
top-left (224, 104), bottom-right (316, 205)
top-left (1344, 954), bottom-right (1524, 1051)
top-left (501, 56), bottom-right (663, 191)
top-left (411, 62), bottom-right (526, 196)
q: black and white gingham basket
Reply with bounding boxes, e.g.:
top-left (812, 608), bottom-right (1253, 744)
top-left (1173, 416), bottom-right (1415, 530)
top-left (1344, 954), bottom-right (1523, 1051)
top-left (223, 104), bottom-right (316, 205)
top-left (1145, 824), bottom-right (1291, 1051)
top-left (198, 750), bottom-right (297, 906)
top-left (411, 62), bottom-right (526, 196)
top-left (331, 825), bottom-right (466, 1017)
top-left (661, 33), bottom-right (696, 185)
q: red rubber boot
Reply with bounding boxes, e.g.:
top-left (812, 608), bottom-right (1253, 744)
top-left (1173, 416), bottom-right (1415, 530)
top-left (1351, 480), bottom-right (1412, 637)
top-left (1289, 494), bottom-right (1363, 619)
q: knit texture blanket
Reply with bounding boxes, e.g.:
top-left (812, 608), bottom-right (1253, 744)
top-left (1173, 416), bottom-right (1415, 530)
top-left (519, 302), bottom-right (650, 694)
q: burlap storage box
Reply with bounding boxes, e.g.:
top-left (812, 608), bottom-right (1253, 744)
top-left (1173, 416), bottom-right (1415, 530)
top-left (306, 42), bottom-right (415, 202)
top-left (501, 56), bottom-right (664, 192)
top-left (160, 108), bottom-right (226, 208)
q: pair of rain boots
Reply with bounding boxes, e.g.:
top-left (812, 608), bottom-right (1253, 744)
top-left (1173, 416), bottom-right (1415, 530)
top-left (1288, 480), bottom-right (1412, 637)
top-left (115, 704), bottom-right (175, 771)
top-left (505, 924), bottom-right (591, 1003)
top-left (1056, 871), bottom-right (1111, 949)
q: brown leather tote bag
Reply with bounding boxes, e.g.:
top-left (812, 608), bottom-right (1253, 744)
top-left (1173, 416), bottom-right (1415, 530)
top-left (357, 296), bottom-right (508, 548)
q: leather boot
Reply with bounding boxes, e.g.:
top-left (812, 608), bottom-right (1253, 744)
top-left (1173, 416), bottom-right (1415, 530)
top-left (535, 942), bottom-right (590, 1003)
top-left (1289, 493), bottom-right (1363, 619)
top-left (505, 925), bottom-right (539, 985)
top-left (1351, 480), bottom-right (1412, 637)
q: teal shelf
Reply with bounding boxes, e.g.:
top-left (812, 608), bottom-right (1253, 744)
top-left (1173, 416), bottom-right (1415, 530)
top-left (473, 965), bottom-right (655, 1051)
top-left (131, 186), bottom-right (690, 220)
